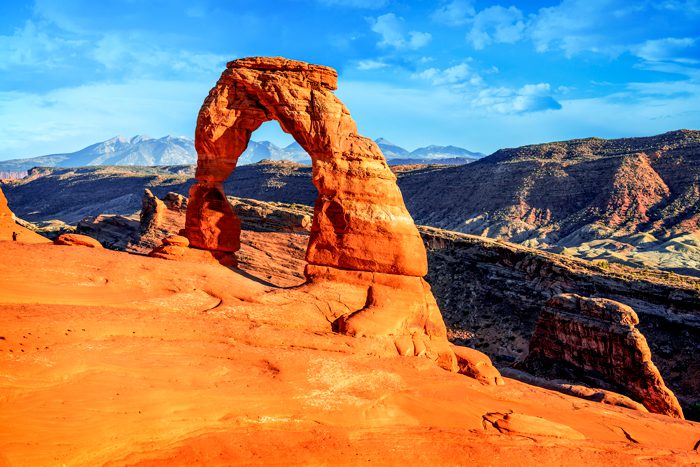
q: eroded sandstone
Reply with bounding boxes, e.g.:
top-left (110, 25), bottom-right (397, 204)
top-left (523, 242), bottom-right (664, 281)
top-left (185, 57), bottom-right (426, 276)
top-left (523, 293), bottom-right (684, 418)
top-left (183, 57), bottom-right (451, 363)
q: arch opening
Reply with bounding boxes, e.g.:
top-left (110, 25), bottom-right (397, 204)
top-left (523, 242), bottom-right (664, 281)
top-left (184, 56), bottom-right (428, 278)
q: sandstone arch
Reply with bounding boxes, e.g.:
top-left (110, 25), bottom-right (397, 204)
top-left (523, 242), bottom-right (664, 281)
top-left (184, 57), bottom-right (464, 371)
top-left (184, 57), bottom-right (427, 276)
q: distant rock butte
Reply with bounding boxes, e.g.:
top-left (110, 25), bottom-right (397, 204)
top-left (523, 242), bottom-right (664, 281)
top-left (523, 293), bottom-right (684, 418)
top-left (183, 56), bottom-right (472, 371)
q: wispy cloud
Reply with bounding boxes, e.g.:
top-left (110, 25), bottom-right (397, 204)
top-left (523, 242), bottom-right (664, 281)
top-left (0, 79), bottom-right (209, 158)
top-left (317, 0), bottom-right (389, 8)
top-left (633, 37), bottom-right (698, 64)
top-left (370, 13), bottom-right (432, 50)
top-left (467, 5), bottom-right (526, 50)
top-left (474, 83), bottom-right (562, 114)
top-left (354, 59), bottom-right (390, 70)
top-left (0, 20), bottom-right (84, 70)
top-left (431, 0), bottom-right (475, 26)
top-left (413, 62), bottom-right (560, 114)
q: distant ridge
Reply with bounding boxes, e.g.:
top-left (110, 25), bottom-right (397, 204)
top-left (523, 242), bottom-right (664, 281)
top-left (0, 135), bottom-right (484, 174)
top-left (375, 138), bottom-right (484, 165)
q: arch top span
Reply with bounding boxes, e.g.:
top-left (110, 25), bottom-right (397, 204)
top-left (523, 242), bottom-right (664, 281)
top-left (184, 56), bottom-right (428, 277)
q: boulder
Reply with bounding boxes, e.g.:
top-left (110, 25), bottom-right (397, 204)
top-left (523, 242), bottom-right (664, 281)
top-left (54, 234), bottom-right (103, 249)
top-left (451, 345), bottom-right (505, 386)
top-left (162, 235), bottom-right (190, 247)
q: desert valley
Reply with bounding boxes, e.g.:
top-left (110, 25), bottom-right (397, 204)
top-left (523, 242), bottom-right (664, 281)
top-left (1, 55), bottom-right (699, 466)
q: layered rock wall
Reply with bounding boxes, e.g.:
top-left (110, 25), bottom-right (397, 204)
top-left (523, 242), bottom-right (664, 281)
top-left (524, 293), bottom-right (684, 418)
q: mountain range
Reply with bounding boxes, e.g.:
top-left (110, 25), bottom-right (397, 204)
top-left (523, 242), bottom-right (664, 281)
top-left (0, 136), bottom-right (483, 174)
top-left (3, 129), bottom-right (697, 276)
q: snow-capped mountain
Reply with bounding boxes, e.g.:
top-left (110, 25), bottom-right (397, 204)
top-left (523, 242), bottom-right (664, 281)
top-left (0, 136), bottom-right (312, 173)
top-left (375, 138), bottom-right (410, 159)
top-left (0, 136), bottom-right (197, 172)
top-left (410, 144), bottom-right (484, 160)
top-left (374, 138), bottom-right (484, 165)
top-left (0, 135), bottom-right (483, 174)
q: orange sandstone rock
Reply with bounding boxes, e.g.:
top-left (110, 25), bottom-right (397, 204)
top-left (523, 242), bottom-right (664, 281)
top-left (451, 345), bottom-right (505, 386)
top-left (0, 186), bottom-right (50, 243)
top-left (185, 57), bottom-right (427, 276)
top-left (54, 233), bottom-right (104, 249)
top-left (524, 293), bottom-right (684, 418)
top-left (182, 57), bottom-right (452, 366)
top-left (0, 186), bottom-right (9, 217)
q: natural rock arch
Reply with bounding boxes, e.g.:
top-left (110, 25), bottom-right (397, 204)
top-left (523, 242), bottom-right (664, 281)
top-left (182, 57), bottom-right (485, 372)
top-left (184, 57), bottom-right (427, 277)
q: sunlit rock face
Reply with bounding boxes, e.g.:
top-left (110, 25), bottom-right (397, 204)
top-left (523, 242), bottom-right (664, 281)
top-left (183, 57), bottom-right (463, 369)
top-left (0, 186), bottom-right (10, 217)
top-left (524, 293), bottom-right (684, 419)
top-left (185, 57), bottom-right (427, 277)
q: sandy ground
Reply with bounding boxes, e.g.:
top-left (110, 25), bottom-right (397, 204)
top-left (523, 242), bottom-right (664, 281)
top-left (1, 241), bottom-right (699, 466)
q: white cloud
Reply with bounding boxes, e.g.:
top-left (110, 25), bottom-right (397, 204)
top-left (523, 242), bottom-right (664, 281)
top-left (355, 59), bottom-right (389, 70)
top-left (473, 83), bottom-right (562, 114)
top-left (431, 0), bottom-right (475, 26)
top-left (467, 5), bottom-right (526, 50)
top-left (317, 0), bottom-right (389, 8)
top-left (0, 20), bottom-right (84, 70)
top-left (414, 62), bottom-right (559, 114)
top-left (416, 63), bottom-right (483, 87)
top-left (529, 0), bottom-right (625, 56)
top-left (0, 80), bottom-right (208, 159)
top-left (91, 33), bottom-right (228, 76)
top-left (634, 37), bottom-right (698, 63)
top-left (370, 13), bottom-right (432, 50)
top-left (408, 31), bottom-right (432, 49)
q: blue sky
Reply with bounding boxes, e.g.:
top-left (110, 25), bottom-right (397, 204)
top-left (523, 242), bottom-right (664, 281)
top-left (1, 0), bottom-right (699, 160)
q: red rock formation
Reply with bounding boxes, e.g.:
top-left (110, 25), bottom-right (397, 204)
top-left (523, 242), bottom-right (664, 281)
top-left (185, 57), bottom-right (426, 277)
top-left (183, 57), bottom-right (456, 365)
top-left (0, 186), bottom-right (50, 243)
top-left (54, 234), bottom-right (103, 249)
top-left (0, 186), bottom-right (9, 217)
top-left (524, 293), bottom-right (684, 418)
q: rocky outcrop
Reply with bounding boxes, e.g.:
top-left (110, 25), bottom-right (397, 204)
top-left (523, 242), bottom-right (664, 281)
top-left (0, 186), bottom-right (9, 217)
top-left (183, 57), bottom-right (459, 369)
top-left (451, 345), bottom-right (504, 386)
top-left (522, 293), bottom-right (683, 418)
top-left (185, 57), bottom-right (426, 276)
top-left (420, 226), bottom-right (700, 415)
top-left (54, 233), bottom-right (103, 249)
top-left (229, 197), bottom-right (311, 233)
top-left (0, 185), bottom-right (50, 243)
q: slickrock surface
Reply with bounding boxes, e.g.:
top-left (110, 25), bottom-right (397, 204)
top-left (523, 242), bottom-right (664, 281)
top-left (56, 192), bottom-right (700, 415)
top-left (0, 185), bottom-right (8, 216)
top-left (522, 294), bottom-right (684, 418)
top-left (186, 57), bottom-right (427, 276)
top-left (2, 241), bottom-right (700, 465)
